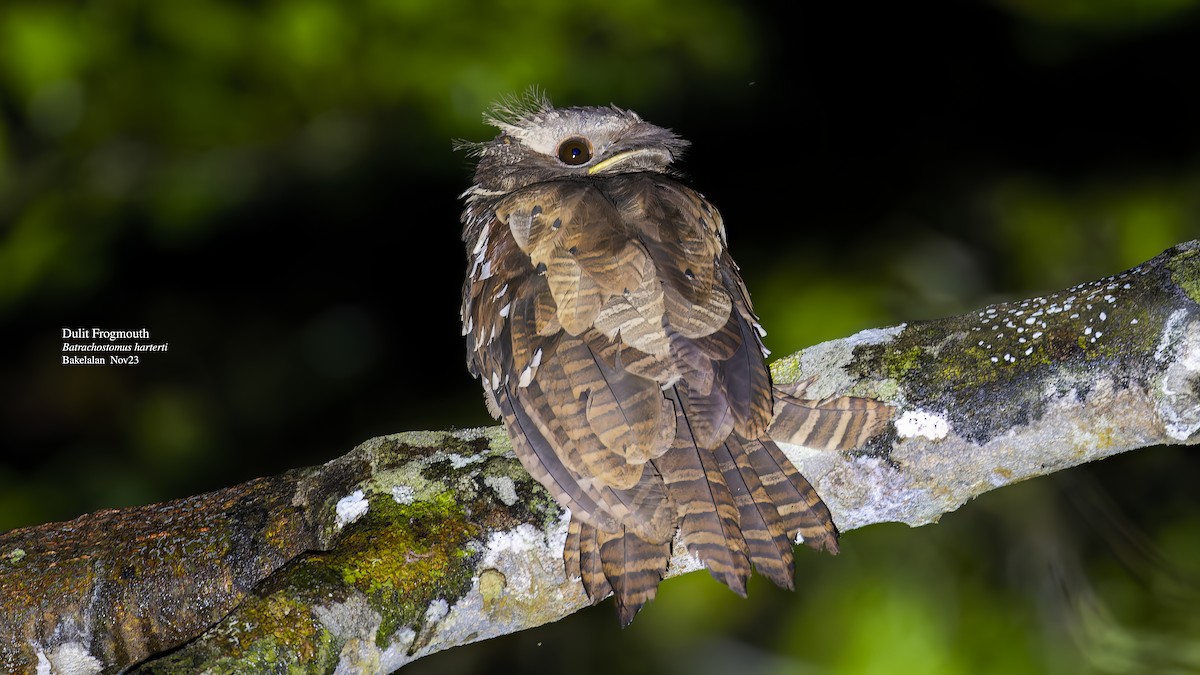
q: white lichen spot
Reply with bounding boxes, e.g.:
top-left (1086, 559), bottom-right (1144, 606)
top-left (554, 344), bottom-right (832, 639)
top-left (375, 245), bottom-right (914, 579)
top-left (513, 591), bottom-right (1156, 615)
top-left (1100, 311), bottom-right (1107, 321)
top-left (448, 453), bottom-right (483, 469)
top-left (335, 490), bottom-right (369, 529)
top-left (842, 324), bottom-right (907, 349)
top-left (990, 356), bottom-right (998, 363)
top-left (315, 593), bottom-right (384, 644)
top-left (483, 475), bottom-right (519, 506)
top-left (484, 524), bottom-right (547, 561)
top-left (1131, 319), bottom-right (1138, 325)
top-left (424, 598), bottom-right (449, 624)
top-left (1157, 315), bottom-right (1200, 440)
top-left (1025, 347), bottom-right (1033, 355)
top-left (478, 521), bottom-right (568, 604)
top-left (895, 410), bottom-right (950, 441)
top-left (37, 642), bottom-right (103, 675)
top-left (315, 594), bottom-right (391, 675)
top-left (392, 485), bottom-right (416, 505)
top-left (1156, 309), bottom-right (1190, 362)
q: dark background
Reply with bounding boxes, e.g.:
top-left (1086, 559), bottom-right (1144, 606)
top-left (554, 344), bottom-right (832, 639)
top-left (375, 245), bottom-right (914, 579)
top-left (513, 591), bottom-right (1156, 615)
top-left (2, 1), bottom-right (1199, 672)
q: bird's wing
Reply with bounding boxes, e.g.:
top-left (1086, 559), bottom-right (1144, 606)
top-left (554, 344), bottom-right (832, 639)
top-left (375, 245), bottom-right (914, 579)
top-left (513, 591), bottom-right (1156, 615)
top-left (463, 180), bottom-right (676, 544)
top-left (609, 175), bottom-right (842, 578)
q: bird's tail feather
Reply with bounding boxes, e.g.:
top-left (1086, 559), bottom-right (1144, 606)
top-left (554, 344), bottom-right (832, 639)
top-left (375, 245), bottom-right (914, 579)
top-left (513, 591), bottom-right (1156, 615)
top-left (566, 517), bottom-right (668, 626)
top-left (744, 436), bottom-right (840, 553)
top-left (716, 435), bottom-right (797, 589)
top-left (561, 388), bottom-right (847, 624)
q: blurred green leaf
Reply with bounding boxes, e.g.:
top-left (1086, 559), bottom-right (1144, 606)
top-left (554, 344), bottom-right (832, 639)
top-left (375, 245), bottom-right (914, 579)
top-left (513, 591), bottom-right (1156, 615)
top-left (0, 6), bottom-right (86, 96)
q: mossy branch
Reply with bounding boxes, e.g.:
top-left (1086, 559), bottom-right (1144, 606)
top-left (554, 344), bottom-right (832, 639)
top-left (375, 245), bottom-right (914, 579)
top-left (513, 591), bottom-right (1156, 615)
top-left (4, 243), bottom-right (1200, 674)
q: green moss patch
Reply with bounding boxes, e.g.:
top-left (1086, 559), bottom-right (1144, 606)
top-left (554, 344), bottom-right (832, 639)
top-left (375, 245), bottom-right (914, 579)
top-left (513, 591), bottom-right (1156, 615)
top-left (325, 492), bottom-right (480, 647)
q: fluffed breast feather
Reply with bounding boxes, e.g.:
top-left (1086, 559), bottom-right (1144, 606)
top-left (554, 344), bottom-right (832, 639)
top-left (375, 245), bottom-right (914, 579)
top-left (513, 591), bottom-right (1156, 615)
top-left (465, 174), bottom-right (768, 470)
top-left (462, 171), bottom-right (849, 625)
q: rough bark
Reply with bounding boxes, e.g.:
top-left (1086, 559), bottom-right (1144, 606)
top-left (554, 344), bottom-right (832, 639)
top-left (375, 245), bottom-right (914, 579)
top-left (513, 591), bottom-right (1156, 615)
top-left (4, 242), bottom-right (1200, 675)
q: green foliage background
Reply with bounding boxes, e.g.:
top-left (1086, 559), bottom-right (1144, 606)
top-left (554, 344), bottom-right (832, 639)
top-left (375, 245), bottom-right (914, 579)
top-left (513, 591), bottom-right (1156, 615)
top-left (2, 0), bottom-right (1199, 672)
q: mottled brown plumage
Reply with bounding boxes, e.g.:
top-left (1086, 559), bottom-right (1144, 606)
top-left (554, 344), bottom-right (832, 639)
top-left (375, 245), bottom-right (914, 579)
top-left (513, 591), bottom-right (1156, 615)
top-left (458, 94), bottom-right (889, 624)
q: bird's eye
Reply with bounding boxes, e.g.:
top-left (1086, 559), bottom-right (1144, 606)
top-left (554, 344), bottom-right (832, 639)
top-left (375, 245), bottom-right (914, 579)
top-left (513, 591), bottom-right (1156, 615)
top-left (557, 137), bottom-right (592, 165)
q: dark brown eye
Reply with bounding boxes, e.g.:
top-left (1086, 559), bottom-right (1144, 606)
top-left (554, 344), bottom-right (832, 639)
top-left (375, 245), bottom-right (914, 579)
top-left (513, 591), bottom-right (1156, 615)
top-left (557, 137), bottom-right (592, 165)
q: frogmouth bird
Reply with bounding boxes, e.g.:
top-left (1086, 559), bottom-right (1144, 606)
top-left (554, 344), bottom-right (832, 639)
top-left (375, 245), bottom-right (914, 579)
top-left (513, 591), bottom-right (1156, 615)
top-left (458, 94), bottom-right (888, 624)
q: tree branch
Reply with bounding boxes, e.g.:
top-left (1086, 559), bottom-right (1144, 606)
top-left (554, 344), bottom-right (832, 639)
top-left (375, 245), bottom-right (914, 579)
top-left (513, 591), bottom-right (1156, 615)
top-left (4, 242), bottom-right (1200, 674)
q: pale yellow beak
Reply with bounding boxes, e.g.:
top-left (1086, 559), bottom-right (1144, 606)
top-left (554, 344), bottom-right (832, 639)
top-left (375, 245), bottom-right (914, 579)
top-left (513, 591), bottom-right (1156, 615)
top-left (587, 148), bottom-right (671, 175)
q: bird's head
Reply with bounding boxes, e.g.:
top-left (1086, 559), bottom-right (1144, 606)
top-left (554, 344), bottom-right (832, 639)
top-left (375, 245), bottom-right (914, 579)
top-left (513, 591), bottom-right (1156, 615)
top-left (459, 92), bottom-right (690, 195)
